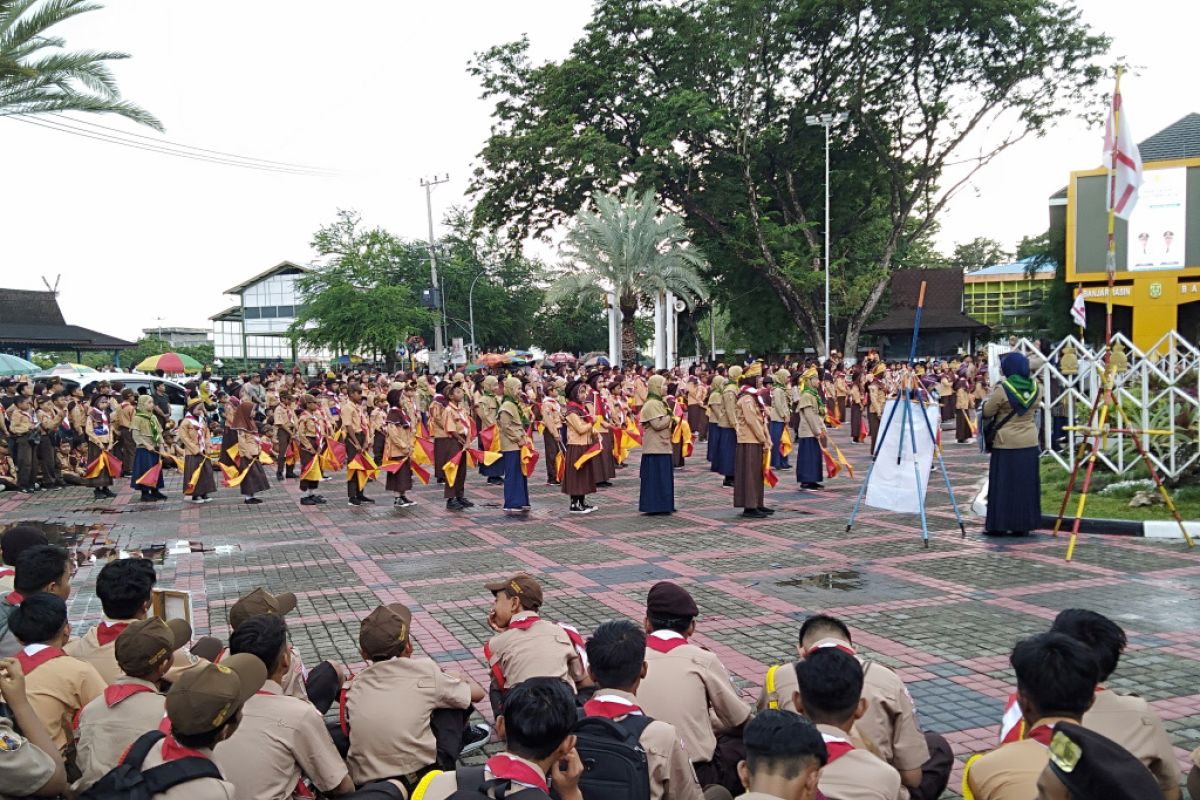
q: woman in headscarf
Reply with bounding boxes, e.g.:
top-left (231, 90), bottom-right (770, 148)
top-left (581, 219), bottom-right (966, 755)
top-left (130, 394), bottom-right (166, 502)
top-left (638, 374), bottom-right (675, 515)
top-left (498, 376), bottom-right (532, 513)
top-left (382, 388), bottom-right (415, 508)
top-left (179, 396), bottom-right (216, 504)
top-left (86, 393), bottom-right (116, 500)
top-left (229, 398), bottom-right (270, 504)
top-left (217, 395), bottom-right (240, 468)
top-left (981, 351), bottom-right (1041, 535)
top-left (562, 379), bottom-right (598, 514)
top-left (795, 368), bottom-right (828, 490)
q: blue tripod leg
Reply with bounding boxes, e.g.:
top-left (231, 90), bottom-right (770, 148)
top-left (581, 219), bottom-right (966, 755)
top-left (847, 398), bottom-right (903, 533)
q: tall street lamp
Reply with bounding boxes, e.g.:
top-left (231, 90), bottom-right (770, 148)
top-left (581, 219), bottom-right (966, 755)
top-left (468, 270), bottom-right (488, 360)
top-left (805, 113), bottom-right (847, 360)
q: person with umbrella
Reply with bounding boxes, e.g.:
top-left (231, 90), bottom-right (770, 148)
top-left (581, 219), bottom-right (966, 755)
top-left (130, 394), bottom-right (167, 502)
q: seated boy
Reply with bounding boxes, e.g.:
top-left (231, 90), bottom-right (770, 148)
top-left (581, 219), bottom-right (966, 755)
top-left (65, 558), bottom-right (204, 684)
top-left (759, 614), bottom-right (950, 799)
top-left (584, 619), bottom-right (706, 800)
top-left (419, 676), bottom-right (584, 800)
top-left (793, 647), bottom-right (904, 800)
top-left (74, 616), bottom-right (192, 791)
top-left (344, 602), bottom-right (487, 792)
top-left (735, 709), bottom-right (826, 800)
top-left (1036, 721), bottom-right (1164, 800)
top-left (9, 593), bottom-right (105, 753)
top-left (483, 573), bottom-right (590, 714)
top-left (636, 582), bottom-right (750, 797)
top-left (1, 543), bottom-right (73, 659)
top-left (56, 441), bottom-right (85, 485)
top-left (0, 656), bottom-right (69, 798)
top-left (0, 524), bottom-right (47, 595)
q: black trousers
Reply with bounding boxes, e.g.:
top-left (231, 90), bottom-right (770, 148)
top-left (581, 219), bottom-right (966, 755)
top-left (909, 732), bottom-right (954, 800)
top-left (14, 436), bottom-right (34, 488)
top-left (346, 439), bottom-right (367, 499)
top-left (35, 435), bottom-right (58, 484)
top-left (692, 728), bottom-right (746, 798)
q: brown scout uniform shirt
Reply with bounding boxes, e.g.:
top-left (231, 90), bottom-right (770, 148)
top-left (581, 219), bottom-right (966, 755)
top-left (735, 392), bottom-right (769, 445)
top-left (815, 724), bottom-right (905, 800)
top-left (0, 716), bottom-right (56, 800)
top-left (636, 630), bottom-right (751, 763)
top-left (759, 645), bottom-right (930, 771)
top-left (498, 399), bottom-right (526, 452)
top-left (588, 689), bottom-right (704, 800)
top-left (65, 619), bottom-right (200, 685)
top-left (74, 677), bottom-right (166, 792)
top-left (796, 392), bottom-right (824, 440)
top-left (344, 656), bottom-right (473, 785)
top-left (139, 738), bottom-right (236, 799)
top-left (1083, 689), bottom-right (1181, 798)
top-left (215, 679), bottom-right (350, 799)
top-left (965, 717), bottom-right (1073, 800)
top-left (981, 385), bottom-right (1039, 450)
top-left (420, 752), bottom-right (548, 800)
top-left (21, 646), bottom-right (105, 750)
top-left (640, 400), bottom-right (673, 455)
top-left (485, 611), bottom-right (587, 694)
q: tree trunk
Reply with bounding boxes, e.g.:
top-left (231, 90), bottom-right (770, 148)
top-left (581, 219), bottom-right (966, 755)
top-left (620, 300), bottom-right (638, 366)
top-left (842, 272), bottom-right (892, 361)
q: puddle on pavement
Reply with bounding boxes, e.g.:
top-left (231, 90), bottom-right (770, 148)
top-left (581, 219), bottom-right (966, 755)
top-left (775, 569), bottom-right (865, 591)
top-left (1, 520), bottom-right (167, 563)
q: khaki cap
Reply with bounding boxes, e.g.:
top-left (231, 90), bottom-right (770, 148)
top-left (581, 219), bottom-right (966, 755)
top-left (359, 603), bottom-right (413, 659)
top-left (228, 587), bottom-right (297, 630)
top-left (116, 617), bottom-right (192, 678)
top-left (165, 652), bottom-right (267, 735)
top-left (485, 573), bottom-right (544, 609)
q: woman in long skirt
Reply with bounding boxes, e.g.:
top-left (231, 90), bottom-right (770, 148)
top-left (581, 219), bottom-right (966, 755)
top-left (562, 380), bottom-right (598, 514)
top-left (706, 375), bottom-right (726, 468)
top-left (795, 370), bottom-right (827, 490)
top-left (983, 353), bottom-right (1041, 535)
top-left (955, 378), bottom-right (973, 443)
top-left (639, 376), bottom-right (674, 514)
top-left (86, 395), bottom-right (116, 499)
top-left (541, 381), bottom-right (564, 485)
top-left (732, 380), bottom-right (770, 517)
top-left (218, 396), bottom-right (239, 468)
top-left (229, 399), bottom-right (270, 504)
top-left (849, 370), bottom-right (865, 444)
top-left (686, 375), bottom-right (708, 443)
top-left (130, 395), bottom-right (166, 502)
top-left (180, 397), bottom-right (216, 503)
top-left (442, 384), bottom-right (472, 510)
top-left (499, 377), bottom-right (531, 513)
top-left (382, 389), bottom-right (415, 508)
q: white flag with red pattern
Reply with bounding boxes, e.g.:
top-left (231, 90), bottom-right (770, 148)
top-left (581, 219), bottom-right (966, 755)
top-left (1103, 81), bottom-right (1142, 221)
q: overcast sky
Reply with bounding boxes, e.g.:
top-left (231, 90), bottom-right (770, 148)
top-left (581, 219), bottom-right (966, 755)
top-left (0, 0), bottom-right (1191, 341)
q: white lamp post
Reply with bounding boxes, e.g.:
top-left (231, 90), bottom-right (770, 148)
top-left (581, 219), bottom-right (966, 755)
top-left (805, 113), bottom-right (847, 360)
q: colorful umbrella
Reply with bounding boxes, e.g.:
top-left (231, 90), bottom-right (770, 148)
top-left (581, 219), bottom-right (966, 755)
top-left (582, 353), bottom-right (611, 368)
top-left (135, 352), bottom-right (202, 373)
top-left (0, 353), bottom-right (39, 376)
top-left (545, 352), bottom-right (577, 365)
top-left (475, 353), bottom-right (512, 367)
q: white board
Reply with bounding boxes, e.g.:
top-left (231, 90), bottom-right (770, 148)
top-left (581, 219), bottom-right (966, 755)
top-left (864, 400), bottom-right (941, 514)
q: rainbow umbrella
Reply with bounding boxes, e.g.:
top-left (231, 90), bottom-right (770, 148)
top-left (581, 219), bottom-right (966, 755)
top-left (135, 352), bottom-right (202, 373)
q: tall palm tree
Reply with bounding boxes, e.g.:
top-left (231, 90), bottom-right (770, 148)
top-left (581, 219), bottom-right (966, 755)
top-left (550, 188), bottom-right (707, 365)
top-left (0, 0), bottom-right (161, 129)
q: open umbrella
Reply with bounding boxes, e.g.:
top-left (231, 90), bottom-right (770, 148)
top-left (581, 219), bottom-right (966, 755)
top-left (46, 363), bottom-right (96, 375)
top-left (545, 352), bottom-right (577, 365)
top-left (475, 353), bottom-right (512, 368)
top-left (582, 353), bottom-right (611, 368)
top-left (334, 354), bottom-right (364, 365)
top-left (135, 352), bottom-right (202, 373)
top-left (503, 349), bottom-right (534, 366)
top-left (0, 353), bottom-right (39, 376)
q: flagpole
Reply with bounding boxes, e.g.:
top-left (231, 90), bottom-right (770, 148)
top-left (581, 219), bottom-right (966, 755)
top-left (1104, 66), bottom-right (1123, 357)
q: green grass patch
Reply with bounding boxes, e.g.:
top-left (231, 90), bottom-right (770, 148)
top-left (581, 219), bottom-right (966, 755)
top-left (1040, 460), bottom-right (1200, 522)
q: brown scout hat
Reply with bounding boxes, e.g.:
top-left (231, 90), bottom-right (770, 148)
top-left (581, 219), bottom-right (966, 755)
top-left (228, 587), bottom-right (297, 630)
top-left (359, 603), bottom-right (413, 660)
top-left (115, 617), bottom-right (192, 677)
top-left (165, 652), bottom-right (267, 735)
top-left (485, 573), bottom-right (544, 610)
top-left (646, 581), bottom-right (699, 619)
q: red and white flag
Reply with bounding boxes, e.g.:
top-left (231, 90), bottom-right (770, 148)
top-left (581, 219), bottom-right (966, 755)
top-left (1103, 78), bottom-right (1142, 220)
top-left (1070, 291), bottom-right (1087, 329)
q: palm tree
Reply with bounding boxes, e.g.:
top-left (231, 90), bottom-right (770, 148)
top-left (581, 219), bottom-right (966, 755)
top-left (0, 0), bottom-right (161, 129)
top-left (550, 188), bottom-right (707, 365)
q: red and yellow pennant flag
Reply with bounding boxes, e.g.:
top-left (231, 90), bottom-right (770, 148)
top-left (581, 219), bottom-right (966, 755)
top-left (762, 449), bottom-right (778, 489)
top-left (257, 449), bottom-right (275, 466)
top-left (824, 412), bottom-right (842, 429)
top-left (227, 442), bottom-right (240, 462)
top-left (860, 416), bottom-right (869, 441)
top-left (832, 443), bottom-right (854, 479)
top-left (299, 456), bottom-right (322, 483)
top-left (965, 413), bottom-right (978, 437)
top-left (623, 418), bottom-right (643, 447)
top-left (284, 441), bottom-right (299, 466)
top-left (411, 460), bottom-right (431, 485)
top-left (416, 418), bottom-right (430, 439)
top-left (84, 451), bottom-right (122, 479)
top-left (320, 439), bottom-right (347, 472)
top-left (780, 426), bottom-right (794, 458)
top-left (555, 451), bottom-right (566, 483)
top-left (820, 446), bottom-right (840, 479)
top-left (479, 424), bottom-right (501, 453)
top-left (222, 461), bottom-right (254, 488)
top-left (380, 459), bottom-right (406, 474)
top-left (467, 448), bottom-right (502, 468)
top-left (135, 460), bottom-right (163, 488)
top-left (184, 460), bottom-right (207, 494)
top-left (573, 441), bottom-right (602, 470)
top-left (412, 437), bottom-right (434, 466)
top-left (520, 445), bottom-right (539, 478)
top-left (677, 419), bottom-right (694, 458)
top-left (347, 452), bottom-right (379, 491)
top-left (442, 450), bottom-right (464, 487)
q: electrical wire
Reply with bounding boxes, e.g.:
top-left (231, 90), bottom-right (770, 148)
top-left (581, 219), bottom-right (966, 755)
top-left (4, 115), bottom-right (338, 176)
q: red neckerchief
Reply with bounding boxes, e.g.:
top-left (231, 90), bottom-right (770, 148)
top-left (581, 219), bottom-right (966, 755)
top-left (17, 646), bottom-right (66, 674)
top-left (821, 732), bottom-right (854, 763)
top-left (159, 733), bottom-right (209, 762)
top-left (507, 615), bottom-right (540, 631)
top-left (646, 633), bottom-right (689, 653)
top-left (803, 641), bottom-right (858, 658)
top-left (96, 621), bottom-right (130, 646)
top-left (1026, 724), bottom-right (1056, 746)
top-left (566, 401), bottom-right (592, 422)
top-left (5, 590), bottom-right (24, 605)
top-left (486, 754), bottom-right (549, 794)
top-left (433, 394), bottom-right (448, 408)
top-left (105, 683), bottom-right (156, 707)
top-left (584, 694), bottom-right (642, 720)
top-left (0, 568), bottom-right (13, 579)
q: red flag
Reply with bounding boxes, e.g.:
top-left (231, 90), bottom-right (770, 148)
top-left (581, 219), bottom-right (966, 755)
top-left (573, 442), bottom-right (602, 470)
top-left (520, 445), bottom-right (539, 478)
top-left (820, 446), bottom-right (840, 479)
top-left (135, 460), bottom-right (162, 488)
top-left (555, 452), bottom-right (566, 482)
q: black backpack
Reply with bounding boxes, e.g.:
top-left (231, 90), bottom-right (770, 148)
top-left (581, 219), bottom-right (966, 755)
top-left (80, 730), bottom-right (223, 800)
top-left (446, 765), bottom-right (551, 800)
top-left (563, 715), bottom-right (653, 800)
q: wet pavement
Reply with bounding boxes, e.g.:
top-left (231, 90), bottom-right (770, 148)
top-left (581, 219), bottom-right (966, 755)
top-left (3, 422), bottom-right (1199, 797)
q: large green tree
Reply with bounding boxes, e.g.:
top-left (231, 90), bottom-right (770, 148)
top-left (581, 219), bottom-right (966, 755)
top-left (548, 189), bottom-right (707, 364)
top-left (468, 0), bottom-right (1109, 357)
top-left (1, 0), bottom-right (160, 127)
top-left (950, 237), bottom-right (1011, 271)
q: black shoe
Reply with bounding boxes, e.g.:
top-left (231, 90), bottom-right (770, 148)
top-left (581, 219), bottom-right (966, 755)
top-left (742, 508), bottom-right (768, 518)
top-left (103, 487), bottom-right (117, 498)
top-left (93, 488), bottom-right (107, 499)
top-left (17, 488), bottom-right (33, 494)
top-left (800, 482), bottom-right (823, 490)
top-left (596, 481), bottom-right (613, 488)
top-left (313, 495), bottom-right (327, 504)
top-left (436, 477), bottom-right (445, 484)
top-left (546, 480), bottom-right (560, 486)
top-left (359, 495), bottom-right (375, 504)
top-left (276, 472), bottom-right (284, 480)
top-left (447, 498), bottom-right (464, 511)
top-left (758, 506), bottom-right (776, 515)
top-left (244, 497), bottom-right (263, 505)
top-left (569, 502), bottom-right (584, 514)
top-left (460, 723), bottom-right (492, 754)
top-left (459, 497), bottom-right (475, 508)
top-left (348, 497), bottom-right (362, 506)
top-left (487, 476), bottom-right (503, 486)
top-left (301, 496), bottom-right (318, 506)
top-left (151, 490), bottom-right (168, 500)
top-left (398, 495), bottom-right (415, 508)
top-left (139, 494), bottom-right (156, 503)
top-left (722, 477), bottom-right (735, 487)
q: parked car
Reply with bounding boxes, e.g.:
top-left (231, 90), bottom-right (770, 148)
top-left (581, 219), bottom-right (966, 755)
top-left (41, 370), bottom-right (190, 422)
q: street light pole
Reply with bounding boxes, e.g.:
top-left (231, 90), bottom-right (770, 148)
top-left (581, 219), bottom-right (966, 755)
top-left (420, 174), bottom-right (449, 372)
top-left (805, 113), bottom-right (846, 360)
top-left (468, 270), bottom-right (486, 360)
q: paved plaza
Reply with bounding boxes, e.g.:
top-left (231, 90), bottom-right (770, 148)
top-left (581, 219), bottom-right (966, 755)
top-left (3, 424), bottom-right (1199, 797)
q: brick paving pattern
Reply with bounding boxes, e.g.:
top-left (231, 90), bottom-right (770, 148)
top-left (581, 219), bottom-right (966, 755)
top-left (4, 422), bottom-right (1199, 798)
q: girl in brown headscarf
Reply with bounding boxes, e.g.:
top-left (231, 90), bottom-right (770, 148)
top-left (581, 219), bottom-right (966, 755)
top-left (230, 399), bottom-right (270, 504)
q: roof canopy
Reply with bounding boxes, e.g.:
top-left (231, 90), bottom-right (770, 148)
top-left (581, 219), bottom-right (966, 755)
top-left (864, 268), bottom-right (989, 334)
top-left (0, 289), bottom-right (134, 351)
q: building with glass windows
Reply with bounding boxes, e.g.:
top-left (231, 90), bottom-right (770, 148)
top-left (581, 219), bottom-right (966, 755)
top-left (962, 258), bottom-right (1056, 336)
top-left (210, 261), bottom-right (329, 366)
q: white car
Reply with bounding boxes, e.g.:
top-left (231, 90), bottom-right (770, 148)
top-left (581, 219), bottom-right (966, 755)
top-left (40, 370), bottom-right (190, 422)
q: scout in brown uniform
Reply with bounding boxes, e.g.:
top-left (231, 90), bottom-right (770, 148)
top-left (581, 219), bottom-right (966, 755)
top-left (540, 379), bottom-right (565, 485)
top-left (73, 617), bottom-right (192, 791)
top-left (588, 373), bottom-right (617, 487)
top-left (34, 398), bottom-right (63, 488)
top-left (216, 615), bottom-right (361, 799)
top-left (758, 615), bottom-right (951, 800)
top-left (561, 380), bottom-right (599, 514)
top-left (443, 382), bottom-right (474, 510)
top-left (273, 391), bottom-right (298, 480)
top-left (954, 377), bottom-right (974, 443)
top-left (180, 397), bottom-right (217, 503)
top-left (868, 364), bottom-right (887, 452)
top-left (477, 375), bottom-right (505, 485)
top-left (1050, 609), bottom-right (1181, 799)
top-left (716, 368), bottom-right (741, 486)
top-left (583, 620), bottom-right (706, 800)
top-left (636, 582), bottom-right (751, 797)
top-left (341, 384), bottom-right (375, 505)
top-left (295, 395), bottom-right (328, 506)
top-left (638, 374), bottom-right (675, 515)
top-left (735, 710), bottom-right (825, 800)
top-left (111, 389), bottom-right (137, 476)
top-left (733, 373), bottom-right (772, 518)
top-left (0, 656), bottom-right (69, 799)
top-left (483, 574), bottom-right (590, 716)
top-left (499, 376), bottom-right (532, 513)
top-left (8, 395), bottom-right (35, 492)
top-left (382, 388), bottom-right (416, 508)
top-left (964, 633), bottom-right (1105, 800)
top-left (429, 381), bottom-right (451, 485)
top-left (768, 369), bottom-right (791, 470)
top-left (9, 593), bottom-right (106, 753)
top-left (343, 603), bottom-right (487, 792)
top-left (0, 544), bottom-right (72, 659)
top-left (686, 371), bottom-right (708, 443)
top-left (228, 399), bottom-right (270, 504)
top-left (793, 648), bottom-right (904, 800)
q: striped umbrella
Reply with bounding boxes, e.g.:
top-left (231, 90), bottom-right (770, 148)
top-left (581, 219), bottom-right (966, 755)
top-left (135, 352), bottom-right (202, 373)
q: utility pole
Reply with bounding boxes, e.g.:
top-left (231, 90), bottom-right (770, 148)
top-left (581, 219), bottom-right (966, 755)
top-left (805, 113), bottom-right (847, 360)
top-left (420, 174), bottom-right (449, 372)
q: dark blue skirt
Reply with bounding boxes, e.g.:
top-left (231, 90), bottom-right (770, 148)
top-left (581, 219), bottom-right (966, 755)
top-left (480, 449), bottom-right (505, 478)
top-left (986, 446), bottom-right (1041, 533)
top-left (639, 454), bottom-right (675, 513)
top-left (129, 448), bottom-right (163, 490)
top-left (706, 424), bottom-right (717, 464)
top-left (713, 427), bottom-right (736, 477)
top-left (501, 450), bottom-right (529, 509)
top-left (795, 438), bottom-right (823, 484)
top-left (769, 421), bottom-right (789, 468)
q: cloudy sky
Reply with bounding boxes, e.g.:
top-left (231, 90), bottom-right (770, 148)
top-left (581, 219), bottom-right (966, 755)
top-left (0, 0), bottom-right (1190, 341)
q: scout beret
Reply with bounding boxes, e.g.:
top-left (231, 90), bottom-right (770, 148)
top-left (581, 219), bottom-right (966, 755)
top-left (646, 581), bottom-right (699, 619)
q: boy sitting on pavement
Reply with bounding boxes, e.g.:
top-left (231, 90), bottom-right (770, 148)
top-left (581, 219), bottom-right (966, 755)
top-left (734, 709), bottom-right (826, 800)
top-left (0, 543), bottom-right (72, 658)
top-left (0, 656), bottom-right (69, 799)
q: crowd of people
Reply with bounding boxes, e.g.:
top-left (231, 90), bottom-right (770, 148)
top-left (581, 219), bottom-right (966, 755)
top-left (1, 347), bottom-right (1042, 535)
top-left (0, 525), bottom-right (1192, 800)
